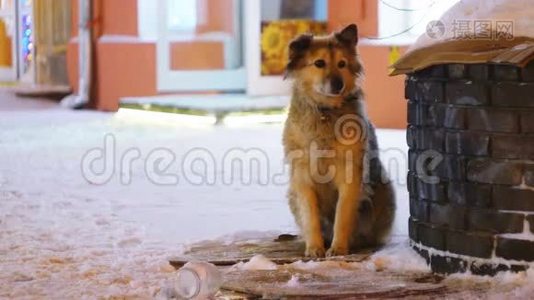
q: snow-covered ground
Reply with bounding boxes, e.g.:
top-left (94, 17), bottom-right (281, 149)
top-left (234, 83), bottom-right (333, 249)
top-left (0, 90), bottom-right (408, 298)
top-left (0, 90), bottom-right (533, 299)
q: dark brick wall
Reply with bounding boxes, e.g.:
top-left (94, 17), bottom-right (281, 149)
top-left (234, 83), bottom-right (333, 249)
top-left (406, 63), bottom-right (534, 275)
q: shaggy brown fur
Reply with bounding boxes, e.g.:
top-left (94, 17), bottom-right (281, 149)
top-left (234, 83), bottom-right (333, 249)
top-left (283, 24), bottom-right (396, 257)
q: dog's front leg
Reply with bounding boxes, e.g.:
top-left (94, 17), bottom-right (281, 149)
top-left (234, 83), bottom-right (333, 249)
top-left (328, 179), bottom-right (361, 256)
top-left (295, 183), bottom-right (325, 258)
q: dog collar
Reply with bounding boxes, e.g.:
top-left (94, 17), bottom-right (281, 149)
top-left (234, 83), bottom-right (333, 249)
top-left (317, 90), bottom-right (362, 121)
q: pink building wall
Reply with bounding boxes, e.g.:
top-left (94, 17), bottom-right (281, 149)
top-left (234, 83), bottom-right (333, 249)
top-left (66, 0), bottom-right (407, 128)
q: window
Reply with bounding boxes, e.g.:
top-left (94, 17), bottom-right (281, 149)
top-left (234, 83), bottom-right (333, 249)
top-left (137, 0), bottom-right (157, 40)
top-left (168, 0), bottom-right (197, 32)
top-left (138, 0), bottom-right (202, 39)
top-left (260, 0), bottom-right (327, 21)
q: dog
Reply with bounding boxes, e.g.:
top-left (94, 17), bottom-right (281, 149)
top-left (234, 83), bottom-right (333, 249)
top-left (283, 24), bottom-right (396, 258)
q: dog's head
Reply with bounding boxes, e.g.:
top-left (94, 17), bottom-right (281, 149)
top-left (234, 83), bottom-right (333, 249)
top-left (286, 24), bottom-right (363, 108)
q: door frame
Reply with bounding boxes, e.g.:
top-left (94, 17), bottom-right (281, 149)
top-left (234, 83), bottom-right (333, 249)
top-left (244, 0), bottom-right (291, 96)
top-left (155, 0), bottom-right (247, 92)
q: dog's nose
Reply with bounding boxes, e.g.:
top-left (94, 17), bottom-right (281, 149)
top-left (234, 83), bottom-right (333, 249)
top-left (330, 77), bottom-right (344, 94)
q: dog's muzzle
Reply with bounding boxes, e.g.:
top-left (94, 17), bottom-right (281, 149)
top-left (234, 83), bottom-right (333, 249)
top-left (315, 76), bottom-right (345, 97)
top-left (330, 77), bottom-right (344, 95)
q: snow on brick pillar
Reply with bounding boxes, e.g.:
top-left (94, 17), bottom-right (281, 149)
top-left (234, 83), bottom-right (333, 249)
top-left (405, 62), bottom-right (534, 275)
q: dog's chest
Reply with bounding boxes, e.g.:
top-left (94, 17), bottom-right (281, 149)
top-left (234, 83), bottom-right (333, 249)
top-left (284, 106), bottom-right (368, 188)
top-left (292, 123), bottom-right (365, 167)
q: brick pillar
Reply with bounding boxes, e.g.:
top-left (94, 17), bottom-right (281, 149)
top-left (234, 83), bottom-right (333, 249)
top-left (406, 62), bottom-right (534, 275)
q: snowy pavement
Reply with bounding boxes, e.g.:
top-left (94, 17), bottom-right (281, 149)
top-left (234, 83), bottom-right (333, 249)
top-left (1, 90), bottom-right (532, 299)
top-left (0, 90), bottom-right (407, 298)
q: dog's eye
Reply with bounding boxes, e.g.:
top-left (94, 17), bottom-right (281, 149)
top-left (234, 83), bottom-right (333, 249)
top-left (338, 61), bottom-right (347, 69)
top-left (314, 59), bottom-right (326, 68)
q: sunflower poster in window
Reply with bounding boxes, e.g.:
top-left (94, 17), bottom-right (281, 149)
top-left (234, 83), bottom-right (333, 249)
top-left (261, 20), bottom-right (327, 76)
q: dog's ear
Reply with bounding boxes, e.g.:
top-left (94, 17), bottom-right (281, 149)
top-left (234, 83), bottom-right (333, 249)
top-left (335, 24), bottom-right (358, 47)
top-left (285, 33), bottom-right (313, 78)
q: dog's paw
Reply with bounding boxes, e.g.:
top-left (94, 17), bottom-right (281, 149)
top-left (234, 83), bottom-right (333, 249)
top-left (326, 245), bottom-right (349, 257)
top-left (305, 245), bottom-right (326, 258)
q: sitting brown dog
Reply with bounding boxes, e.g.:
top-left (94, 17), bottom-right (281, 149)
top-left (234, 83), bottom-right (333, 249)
top-left (283, 24), bottom-right (396, 257)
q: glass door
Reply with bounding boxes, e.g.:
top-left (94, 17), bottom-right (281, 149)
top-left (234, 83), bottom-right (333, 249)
top-left (245, 0), bottom-right (328, 96)
top-left (0, 0), bottom-right (17, 81)
top-left (156, 0), bottom-right (246, 92)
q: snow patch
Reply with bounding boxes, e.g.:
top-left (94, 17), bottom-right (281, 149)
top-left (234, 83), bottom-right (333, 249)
top-left (499, 219), bottom-right (534, 241)
top-left (285, 275), bottom-right (300, 287)
top-left (516, 178), bottom-right (534, 192)
top-left (367, 241), bottom-right (430, 272)
top-left (234, 255), bottom-right (278, 271)
top-left (414, 241), bottom-right (534, 268)
top-left (444, 268), bottom-right (534, 299)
